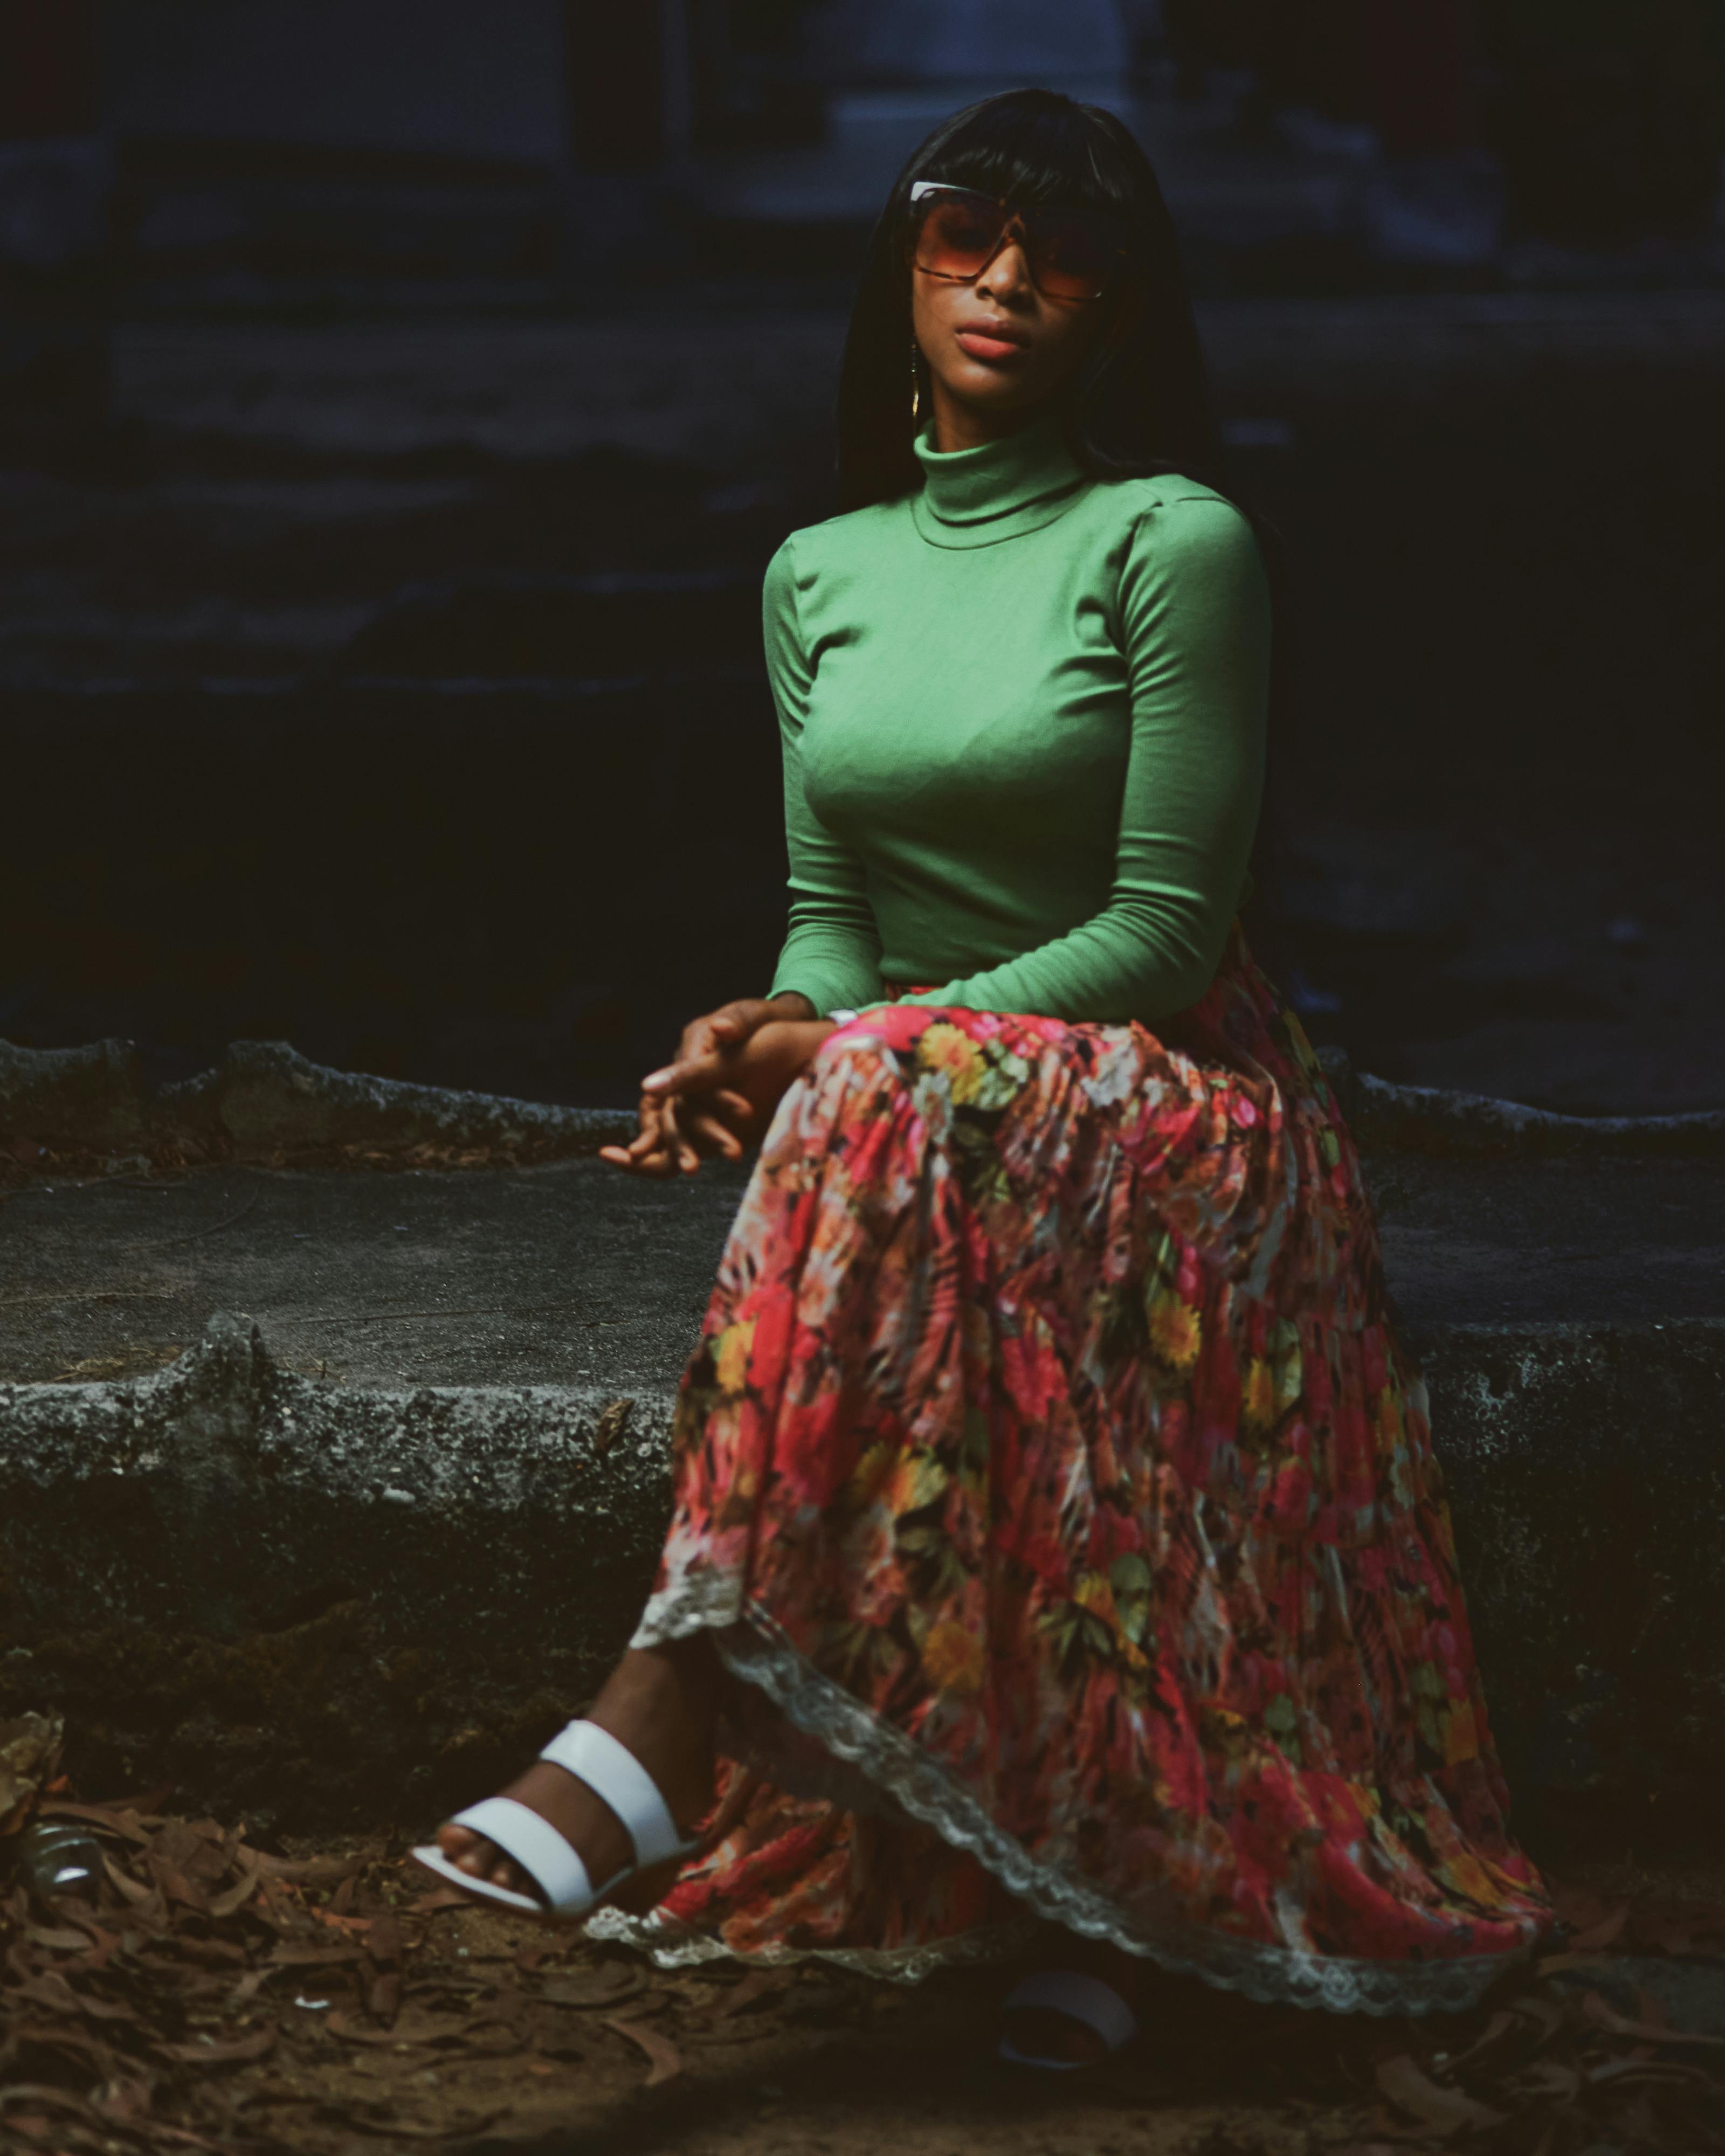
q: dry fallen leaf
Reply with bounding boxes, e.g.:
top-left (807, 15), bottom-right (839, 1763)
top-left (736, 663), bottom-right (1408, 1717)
top-left (714, 1967), bottom-right (794, 2019)
top-left (601, 2014), bottom-right (684, 2088)
top-left (336, 2107), bottom-right (506, 2141)
top-left (265, 1939), bottom-right (368, 1968)
top-left (208, 1870), bottom-right (259, 1920)
top-left (408, 1884), bottom-right (472, 1912)
top-left (328, 2005), bottom-right (503, 2048)
top-left (40, 1799), bottom-right (152, 1846)
top-left (155, 2027), bottom-right (278, 2067)
top-left (1569, 1902), bottom-right (1632, 1951)
top-left (249, 1850), bottom-right (363, 1889)
top-left (1375, 2053), bottom-right (1508, 2136)
top-left (1500, 2058), bottom-right (1581, 2103)
top-left (22, 1922), bottom-right (91, 1952)
top-left (536, 1964), bottom-right (645, 2010)
top-left (1580, 1989), bottom-right (1725, 2049)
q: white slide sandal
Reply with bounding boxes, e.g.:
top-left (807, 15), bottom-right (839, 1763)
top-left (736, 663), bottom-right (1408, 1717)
top-left (997, 1968), bottom-right (1140, 2071)
top-left (410, 1719), bottom-right (702, 1920)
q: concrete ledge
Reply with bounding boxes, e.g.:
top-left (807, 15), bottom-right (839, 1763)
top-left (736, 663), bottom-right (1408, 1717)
top-left (1340, 1063), bottom-right (1725, 1159)
top-left (2, 1037), bottom-right (635, 1170)
top-left (5, 1036), bottom-right (1724, 1177)
top-left (2, 1307), bottom-right (1720, 1848)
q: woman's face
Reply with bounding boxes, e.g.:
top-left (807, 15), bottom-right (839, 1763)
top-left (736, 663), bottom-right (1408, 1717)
top-left (910, 223), bottom-right (1108, 449)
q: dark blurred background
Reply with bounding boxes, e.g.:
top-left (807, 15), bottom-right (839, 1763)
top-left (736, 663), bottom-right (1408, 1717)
top-left (3, 0), bottom-right (1723, 1114)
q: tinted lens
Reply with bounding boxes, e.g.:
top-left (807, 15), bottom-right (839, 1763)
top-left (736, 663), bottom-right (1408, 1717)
top-left (914, 195), bottom-right (1009, 279)
top-left (1024, 210), bottom-right (1122, 300)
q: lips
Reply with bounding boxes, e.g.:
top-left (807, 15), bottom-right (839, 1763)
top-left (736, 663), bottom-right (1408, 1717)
top-left (954, 319), bottom-right (1030, 364)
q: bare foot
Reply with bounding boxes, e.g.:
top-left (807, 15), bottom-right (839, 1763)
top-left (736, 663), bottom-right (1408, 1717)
top-left (433, 1640), bottom-right (718, 1914)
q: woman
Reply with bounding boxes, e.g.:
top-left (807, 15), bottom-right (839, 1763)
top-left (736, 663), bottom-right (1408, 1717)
top-left (416, 89), bottom-right (1550, 2061)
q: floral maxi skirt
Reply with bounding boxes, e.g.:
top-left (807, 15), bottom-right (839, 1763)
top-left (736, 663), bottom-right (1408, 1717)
top-left (591, 931), bottom-right (1551, 2015)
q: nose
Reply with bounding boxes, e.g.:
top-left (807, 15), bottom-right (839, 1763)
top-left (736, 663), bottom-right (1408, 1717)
top-left (975, 233), bottom-right (1034, 306)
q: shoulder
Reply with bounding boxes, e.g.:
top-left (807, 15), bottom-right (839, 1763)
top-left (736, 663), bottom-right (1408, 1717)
top-left (1091, 475), bottom-right (1267, 612)
top-left (766, 497), bottom-right (909, 598)
top-left (1094, 472), bottom-right (1260, 561)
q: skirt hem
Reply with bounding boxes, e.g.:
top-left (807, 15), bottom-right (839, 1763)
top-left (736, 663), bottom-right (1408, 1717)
top-left (626, 1585), bottom-right (1541, 2019)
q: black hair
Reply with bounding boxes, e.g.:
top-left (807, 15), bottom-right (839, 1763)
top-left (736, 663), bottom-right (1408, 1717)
top-left (837, 87), bottom-right (1223, 510)
top-left (835, 88), bottom-right (1300, 948)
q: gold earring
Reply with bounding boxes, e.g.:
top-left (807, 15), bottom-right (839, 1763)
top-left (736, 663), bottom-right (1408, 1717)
top-left (910, 340), bottom-right (923, 426)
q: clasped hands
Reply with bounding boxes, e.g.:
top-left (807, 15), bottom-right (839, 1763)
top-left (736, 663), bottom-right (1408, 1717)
top-left (598, 992), bottom-right (837, 1178)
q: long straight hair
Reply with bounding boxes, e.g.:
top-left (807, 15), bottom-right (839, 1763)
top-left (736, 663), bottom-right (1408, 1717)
top-left (836, 88), bottom-right (1296, 932)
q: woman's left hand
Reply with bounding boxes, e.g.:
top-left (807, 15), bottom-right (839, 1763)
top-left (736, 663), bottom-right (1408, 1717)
top-left (599, 1020), bottom-right (836, 1177)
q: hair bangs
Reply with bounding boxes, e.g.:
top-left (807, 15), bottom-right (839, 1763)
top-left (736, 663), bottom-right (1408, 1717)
top-left (915, 89), bottom-right (1130, 215)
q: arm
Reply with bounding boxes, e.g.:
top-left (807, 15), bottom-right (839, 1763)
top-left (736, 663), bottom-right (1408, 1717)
top-left (873, 498), bottom-right (1271, 1025)
top-left (762, 537), bottom-right (887, 1019)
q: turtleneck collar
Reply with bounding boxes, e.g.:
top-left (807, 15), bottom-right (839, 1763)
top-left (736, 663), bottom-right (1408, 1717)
top-left (910, 409), bottom-right (1088, 548)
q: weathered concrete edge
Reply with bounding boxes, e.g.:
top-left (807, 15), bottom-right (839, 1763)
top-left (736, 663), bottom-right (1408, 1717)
top-left (2, 1311), bottom-right (1722, 1841)
top-left (0, 1035), bottom-right (637, 1163)
top-left (3, 1034), bottom-right (1723, 1169)
top-left (0, 1313), bottom-right (681, 1825)
top-left (1335, 1058), bottom-right (1725, 1159)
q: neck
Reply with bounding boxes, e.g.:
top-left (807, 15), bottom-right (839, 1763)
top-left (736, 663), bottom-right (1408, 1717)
top-left (910, 400), bottom-right (1085, 545)
top-left (927, 378), bottom-right (1050, 455)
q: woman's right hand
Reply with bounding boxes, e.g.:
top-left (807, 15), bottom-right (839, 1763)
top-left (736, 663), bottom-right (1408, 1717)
top-left (599, 992), bottom-right (817, 1177)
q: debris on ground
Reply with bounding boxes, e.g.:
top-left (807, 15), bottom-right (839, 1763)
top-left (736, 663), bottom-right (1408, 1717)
top-left (1, 1746), bottom-right (1722, 2154)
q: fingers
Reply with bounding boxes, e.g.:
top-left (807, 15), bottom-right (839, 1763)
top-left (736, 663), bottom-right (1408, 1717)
top-left (599, 1096), bottom-right (679, 1177)
top-left (599, 1142), bottom-right (676, 1176)
top-left (682, 1105), bottom-right (745, 1160)
top-left (659, 1094), bottom-right (701, 1176)
top-left (599, 1081), bottom-right (763, 1175)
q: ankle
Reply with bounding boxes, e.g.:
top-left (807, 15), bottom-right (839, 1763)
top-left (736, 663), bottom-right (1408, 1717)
top-left (587, 1646), bottom-right (717, 1817)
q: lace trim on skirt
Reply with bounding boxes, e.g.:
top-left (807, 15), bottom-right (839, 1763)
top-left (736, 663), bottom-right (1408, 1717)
top-left (622, 1577), bottom-right (1535, 2017)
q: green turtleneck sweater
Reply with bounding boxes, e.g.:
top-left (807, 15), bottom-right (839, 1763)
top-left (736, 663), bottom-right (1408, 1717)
top-left (764, 413), bottom-right (1272, 1027)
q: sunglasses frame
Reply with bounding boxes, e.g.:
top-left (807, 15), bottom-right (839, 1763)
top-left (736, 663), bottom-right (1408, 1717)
top-left (906, 181), bottom-right (1129, 304)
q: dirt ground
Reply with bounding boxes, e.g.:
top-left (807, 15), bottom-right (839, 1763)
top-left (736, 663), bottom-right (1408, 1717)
top-left (4, 1754), bottom-right (1724, 2156)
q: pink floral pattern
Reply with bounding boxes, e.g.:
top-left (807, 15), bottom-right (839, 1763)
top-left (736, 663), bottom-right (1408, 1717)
top-left (619, 931), bottom-right (1551, 2009)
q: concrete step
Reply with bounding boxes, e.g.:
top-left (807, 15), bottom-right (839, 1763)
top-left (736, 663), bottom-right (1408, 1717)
top-left (2, 1061), bottom-right (1721, 1847)
top-left (112, 299), bottom-right (1725, 473)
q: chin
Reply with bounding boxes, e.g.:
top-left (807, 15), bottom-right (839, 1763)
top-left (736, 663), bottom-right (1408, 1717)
top-left (944, 368), bottom-right (1041, 412)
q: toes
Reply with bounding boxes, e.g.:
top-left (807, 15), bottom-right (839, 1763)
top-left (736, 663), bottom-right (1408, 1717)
top-left (430, 1822), bottom-right (534, 1897)
top-left (480, 1846), bottom-right (518, 1888)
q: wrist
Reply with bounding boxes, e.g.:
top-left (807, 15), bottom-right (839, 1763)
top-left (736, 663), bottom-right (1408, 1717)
top-left (767, 991), bottom-right (818, 1021)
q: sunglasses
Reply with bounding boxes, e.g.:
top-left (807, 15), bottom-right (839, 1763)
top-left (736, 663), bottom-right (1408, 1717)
top-left (907, 181), bottom-right (1129, 304)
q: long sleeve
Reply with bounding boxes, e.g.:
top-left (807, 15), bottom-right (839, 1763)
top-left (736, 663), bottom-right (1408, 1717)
top-left (868, 498), bottom-right (1270, 1026)
top-left (762, 538), bottom-right (886, 1017)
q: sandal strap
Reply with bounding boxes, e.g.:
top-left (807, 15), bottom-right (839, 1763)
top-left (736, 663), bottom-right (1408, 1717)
top-left (1002, 1969), bottom-right (1139, 2055)
top-left (538, 1719), bottom-right (691, 1870)
top-left (448, 1796), bottom-right (594, 1913)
